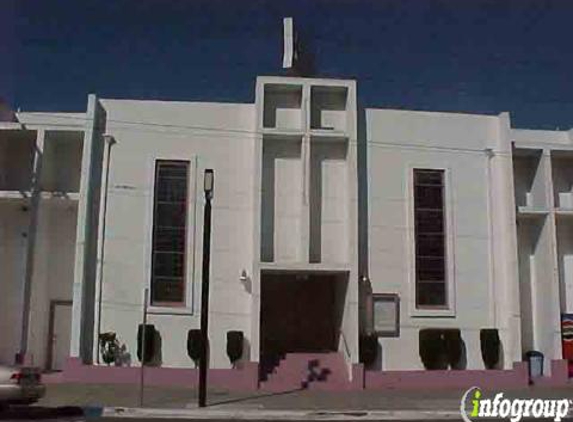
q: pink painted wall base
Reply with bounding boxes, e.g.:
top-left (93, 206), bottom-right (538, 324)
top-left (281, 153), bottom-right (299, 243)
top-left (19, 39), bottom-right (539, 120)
top-left (531, 360), bottom-right (570, 387)
top-left (364, 362), bottom-right (529, 390)
top-left (43, 358), bottom-right (571, 391)
top-left (363, 361), bottom-right (571, 390)
top-left (47, 358), bottom-right (259, 390)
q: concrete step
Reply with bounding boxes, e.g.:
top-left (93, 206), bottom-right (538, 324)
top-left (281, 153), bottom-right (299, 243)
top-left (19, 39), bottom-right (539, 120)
top-left (260, 352), bottom-right (351, 392)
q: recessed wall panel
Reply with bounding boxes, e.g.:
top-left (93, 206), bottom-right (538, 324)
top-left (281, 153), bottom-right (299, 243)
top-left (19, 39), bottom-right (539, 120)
top-left (261, 137), bottom-right (302, 262)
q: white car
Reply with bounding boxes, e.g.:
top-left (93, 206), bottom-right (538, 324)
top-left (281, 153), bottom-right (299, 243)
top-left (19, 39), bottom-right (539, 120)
top-left (0, 365), bottom-right (45, 410)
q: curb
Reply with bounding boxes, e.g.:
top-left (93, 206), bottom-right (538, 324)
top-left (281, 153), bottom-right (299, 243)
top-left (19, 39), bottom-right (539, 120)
top-left (102, 407), bottom-right (461, 420)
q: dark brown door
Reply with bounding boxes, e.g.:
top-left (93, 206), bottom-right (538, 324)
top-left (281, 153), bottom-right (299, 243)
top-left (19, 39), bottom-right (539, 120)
top-left (261, 274), bottom-right (336, 359)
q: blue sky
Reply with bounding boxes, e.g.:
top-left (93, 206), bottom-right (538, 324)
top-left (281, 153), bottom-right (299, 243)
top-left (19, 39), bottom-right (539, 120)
top-left (2, 0), bottom-right (573, 129)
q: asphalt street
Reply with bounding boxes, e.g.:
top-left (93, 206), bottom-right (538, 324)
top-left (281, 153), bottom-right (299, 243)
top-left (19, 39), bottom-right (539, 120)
top-left (0, 405), bottom-right (84, 420)
top-left (96, 418), bottom-right (569, 422)
top-left (0, 408), bottom-right (567, 422)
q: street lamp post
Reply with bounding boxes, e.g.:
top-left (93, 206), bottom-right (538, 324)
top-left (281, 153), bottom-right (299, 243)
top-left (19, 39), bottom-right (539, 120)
top-left (198, 169), bottom-right (214, 408)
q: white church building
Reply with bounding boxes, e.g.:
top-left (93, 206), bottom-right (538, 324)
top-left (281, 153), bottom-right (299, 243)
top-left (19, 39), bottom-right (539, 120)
top-left (0, 75), bottom-right (572, 390)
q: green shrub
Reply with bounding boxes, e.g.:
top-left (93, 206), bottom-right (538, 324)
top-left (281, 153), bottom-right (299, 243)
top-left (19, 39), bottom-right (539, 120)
top-left (226, 331), bottom-right (244, 364)
top-left (187, 329), bottom-right (202, 364)
top-left (137, 324), bottom-right (156, 364)
top-left (480, 328), bottom-right (500, 369)
top-left (419, 329), bottom-right (448, 370)
top-left (359, 334), bottom-right (378, 367)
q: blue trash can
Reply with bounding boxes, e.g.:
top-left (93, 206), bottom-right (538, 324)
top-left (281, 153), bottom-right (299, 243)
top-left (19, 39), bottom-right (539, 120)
top-left (525, 350), bottom-right (544, 380)
top-left (82, 405), bottom-right (103, 418)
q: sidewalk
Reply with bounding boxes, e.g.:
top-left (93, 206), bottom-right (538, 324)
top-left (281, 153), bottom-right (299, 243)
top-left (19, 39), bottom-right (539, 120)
top-left (37, 383), bottom-right (573, 411)
top-left (101, 407), bottom-right (461, 421)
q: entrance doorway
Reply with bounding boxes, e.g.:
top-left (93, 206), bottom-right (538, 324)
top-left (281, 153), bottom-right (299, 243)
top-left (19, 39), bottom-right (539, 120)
top-left (46, 300), bottom-right (72, 371)
top-left (260, 272), bottom-right (347, 365)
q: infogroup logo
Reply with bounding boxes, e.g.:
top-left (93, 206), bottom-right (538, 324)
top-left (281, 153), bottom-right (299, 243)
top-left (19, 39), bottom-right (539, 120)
top-left (460, 387), bottom-right (572, 422)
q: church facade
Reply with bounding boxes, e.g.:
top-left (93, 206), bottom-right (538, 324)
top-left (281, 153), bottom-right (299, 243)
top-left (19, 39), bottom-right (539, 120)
top-left (1, 75), bottom-right (571, 389)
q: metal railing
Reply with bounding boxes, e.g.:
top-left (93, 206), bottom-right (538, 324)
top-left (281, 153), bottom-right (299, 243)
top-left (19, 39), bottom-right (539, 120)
top-left (339, 329), bottom-right (352, 360)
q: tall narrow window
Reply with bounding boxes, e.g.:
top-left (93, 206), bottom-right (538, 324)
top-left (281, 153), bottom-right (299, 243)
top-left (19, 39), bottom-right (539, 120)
top-left (413, 169), bottom-right (447, 308)
top-left (151, 160), bottom-right (189, 305)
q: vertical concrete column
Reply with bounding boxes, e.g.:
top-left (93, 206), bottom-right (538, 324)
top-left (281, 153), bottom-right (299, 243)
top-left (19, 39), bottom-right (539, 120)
top-left (343, 81), bottom-right (360, 373)
top-left (301, 84), bottom-right (311, 263)
top-left (250, 81), bottom-right (265, 364)
top-left (301, 133), bottom-right (311, 262)
top-left (17, 129), bottom-right (45, 364)
top-left (91, 135), bottom-right (116, 362)
top-left (69, 95), bottom-right (105, 363)
top-left (489, 113), bottom-right (522, 367)
top-left (541, 149), bottom-right (564, 374)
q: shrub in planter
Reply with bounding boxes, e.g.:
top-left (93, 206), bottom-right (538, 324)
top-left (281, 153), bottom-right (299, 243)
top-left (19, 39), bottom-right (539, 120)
top-left (359, 334), bottom-right (378, 367)
top-left (444, 329), bottom-right (462, 369)
top-left (480, 328), bottom-right (500, 369)
top-left (226, 331), bottom-right (244, 365)
top-left (187, 329), bottom-right (202, 364)
top-left (419, 329), bottom-right (448, 370)
top-left (137, 324), bottom-right (156, 364)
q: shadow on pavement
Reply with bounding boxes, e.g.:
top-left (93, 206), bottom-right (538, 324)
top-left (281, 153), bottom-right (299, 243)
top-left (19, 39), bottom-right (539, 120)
top-left (207, 387), bottom-right (305, 407)
top-left (0, 405), bottom-right (84, 420)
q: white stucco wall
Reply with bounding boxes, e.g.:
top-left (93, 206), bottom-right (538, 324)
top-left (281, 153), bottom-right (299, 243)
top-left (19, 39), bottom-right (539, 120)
top-left (0, 203), bottom-right (28, 365)
top-left (510, 130), bottom-right (572, 374)
top-left (95, 99), bottom-right (257, 369)
top-left (366, 109), bottom-right (510, 370)
top-left (557, 218), bottom-right (573, 313)
top-left (27, 201), bottom-right (77, 368)
top-left (0, 127), bottom-right (81, 369)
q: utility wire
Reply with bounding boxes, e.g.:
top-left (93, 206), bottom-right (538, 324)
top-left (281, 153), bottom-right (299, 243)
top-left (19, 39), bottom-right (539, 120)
top-left (17, 112), bottom-right (524, 157)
